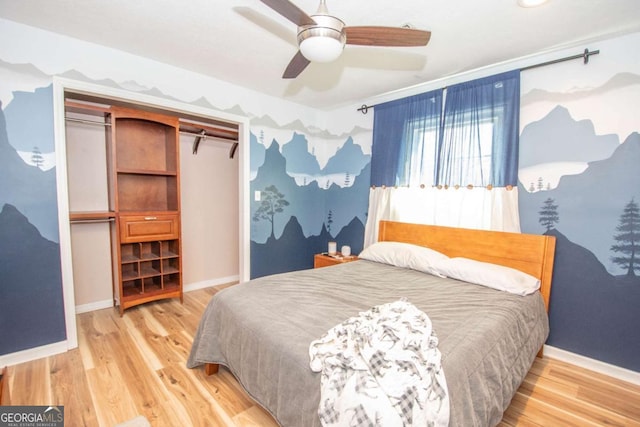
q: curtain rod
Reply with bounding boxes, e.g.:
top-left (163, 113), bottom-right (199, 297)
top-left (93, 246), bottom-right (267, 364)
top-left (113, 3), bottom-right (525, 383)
top-left (357, 47), bottom-right (599, 114)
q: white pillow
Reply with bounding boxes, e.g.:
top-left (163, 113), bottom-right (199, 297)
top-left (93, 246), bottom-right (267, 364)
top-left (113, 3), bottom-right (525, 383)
top-left (358, 241), bottom-right (449, 277)
top-left (434, 257), bottom-right (540, 296)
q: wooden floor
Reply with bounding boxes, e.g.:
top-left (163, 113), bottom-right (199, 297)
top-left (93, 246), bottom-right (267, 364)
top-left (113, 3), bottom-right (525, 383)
top-left (3, 286), bottom-right (640, 426)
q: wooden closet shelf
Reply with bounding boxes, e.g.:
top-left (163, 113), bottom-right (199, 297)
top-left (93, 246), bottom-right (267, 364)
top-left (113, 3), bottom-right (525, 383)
top-left (69, 211), bottom-right (116, 221)
top-left (139, 266), bottom-right (161, 278)
top-left (121, 284), bottom-right (181, 303)
top-left (117, 169), bottom-right (177, 176)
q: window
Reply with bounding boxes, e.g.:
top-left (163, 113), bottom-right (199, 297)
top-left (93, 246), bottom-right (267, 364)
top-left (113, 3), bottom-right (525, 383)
top-left (437, 106), bottom-right (501, 187)
top-left (365, 71), bottom-right (522, 245)
top-left (371, 70), bottom-right (520, 188)
top-left (402, 120), bottom-right (438, 187)
top-left (371, 90), bottom-right (443, 187)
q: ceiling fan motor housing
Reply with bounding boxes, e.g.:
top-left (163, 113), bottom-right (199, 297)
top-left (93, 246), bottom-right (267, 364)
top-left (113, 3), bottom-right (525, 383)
top-left (297, 14), bottom-right (346, 62)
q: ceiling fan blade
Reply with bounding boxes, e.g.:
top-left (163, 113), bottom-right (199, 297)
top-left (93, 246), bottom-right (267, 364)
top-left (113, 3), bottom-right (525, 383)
top-left (283, 51), bottom-right (311, 79)
top-left (345, 26), bottom-right (431, 47)
top-left (260, 0), bottom-right (316, 27)
top-left (233, 7), bottom-right (297, 46)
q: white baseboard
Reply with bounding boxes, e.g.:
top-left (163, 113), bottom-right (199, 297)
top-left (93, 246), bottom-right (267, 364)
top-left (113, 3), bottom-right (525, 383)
top-left (183, 275), bottom-right (239, 293)
top-left (544, 345), bottom-right (640, 386)
top-left (76, 299), bottom-right (114, 314)
top-left (0, 340), bottom-right (69, 368)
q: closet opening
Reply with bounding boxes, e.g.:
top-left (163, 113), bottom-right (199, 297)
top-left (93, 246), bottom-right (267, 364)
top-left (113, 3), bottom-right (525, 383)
top-left (53, 77), bottom-right (250, 350)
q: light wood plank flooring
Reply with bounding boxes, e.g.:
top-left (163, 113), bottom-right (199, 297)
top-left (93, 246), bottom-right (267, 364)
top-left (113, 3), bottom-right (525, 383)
top-left (3, 286), bottom-right (639, 426)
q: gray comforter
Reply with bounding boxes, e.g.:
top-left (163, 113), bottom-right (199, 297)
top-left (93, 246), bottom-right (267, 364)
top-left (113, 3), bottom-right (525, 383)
top-left (187, 260), bottom-right (549, 427)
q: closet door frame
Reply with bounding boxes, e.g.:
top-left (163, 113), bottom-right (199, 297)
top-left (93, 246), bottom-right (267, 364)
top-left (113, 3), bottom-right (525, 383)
top-left (53, 77), bottom-right (250, 351)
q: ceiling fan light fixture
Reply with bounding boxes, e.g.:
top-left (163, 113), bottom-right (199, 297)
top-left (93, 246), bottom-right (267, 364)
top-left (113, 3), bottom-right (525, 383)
top-left (297, 13), bottom-right (346, 63)
top-left (299, 34), bottom-right (344, 62)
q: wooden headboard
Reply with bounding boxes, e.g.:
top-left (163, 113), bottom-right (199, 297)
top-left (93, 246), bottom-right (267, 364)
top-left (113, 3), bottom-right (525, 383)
top-left (378, 221), bottom-right (556, 311)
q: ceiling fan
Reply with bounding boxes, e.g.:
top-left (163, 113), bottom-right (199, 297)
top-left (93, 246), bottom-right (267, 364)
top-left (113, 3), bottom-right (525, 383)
top-left (259, 0), bottom-right (432, 78)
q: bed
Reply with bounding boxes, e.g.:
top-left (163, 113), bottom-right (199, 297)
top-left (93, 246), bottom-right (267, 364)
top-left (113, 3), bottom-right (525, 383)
top-left (187, 220), bottom-right (556, 426)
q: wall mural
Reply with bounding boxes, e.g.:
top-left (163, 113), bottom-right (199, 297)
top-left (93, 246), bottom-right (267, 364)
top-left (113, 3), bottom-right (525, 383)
top-left (3, 18), bottom-right (637, 374)
top-left (249, 122), bottom-right (372, 278)
top-left (0, 86), bottom-right (66, 355)
top-left (518, 61), bottom-right (640, 372)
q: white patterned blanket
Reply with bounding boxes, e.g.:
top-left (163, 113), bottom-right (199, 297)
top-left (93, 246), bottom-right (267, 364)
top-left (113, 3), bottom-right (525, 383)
top-left (309, 299), bottom-right (449, 427)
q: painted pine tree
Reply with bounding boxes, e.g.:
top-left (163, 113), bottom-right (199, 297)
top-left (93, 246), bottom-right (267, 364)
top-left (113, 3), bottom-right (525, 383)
top-left (538, 197), bottom-right (559, 232)
top-left (31, 146), bottom-right (44, 169)
top-left (610, 198), bottom-right (640, 277)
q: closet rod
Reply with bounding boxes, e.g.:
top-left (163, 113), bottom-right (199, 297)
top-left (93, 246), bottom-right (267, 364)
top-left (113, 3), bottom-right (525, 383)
top-left (179, 130), bottom-right (237, 144)
top-left (65, 118), bottom-right (236, 142)
top-left (65, 117), bottom-right (111, 127)
top-left (181, 130), bottom-right (239, 159)
top-left (356, 47), bottom-right (600, 114)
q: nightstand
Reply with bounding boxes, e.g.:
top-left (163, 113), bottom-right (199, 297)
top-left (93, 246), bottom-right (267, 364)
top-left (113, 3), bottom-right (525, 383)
top-left (314, 253), bottom-right (359, 268)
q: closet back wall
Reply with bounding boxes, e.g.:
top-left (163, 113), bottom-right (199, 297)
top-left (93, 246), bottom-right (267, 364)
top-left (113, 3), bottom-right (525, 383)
top-left (179, 134), bottom-right (239, 289)
top-left (66, 116), bottom-right (112, 309)
top-left (67, 114), bottom-right (238, 312)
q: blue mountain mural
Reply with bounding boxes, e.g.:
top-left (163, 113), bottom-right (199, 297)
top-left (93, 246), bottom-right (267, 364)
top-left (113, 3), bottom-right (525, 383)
top-left (520, 105), bottom-right (619, 168)
top-left (545, 229), bottom-right (640, 372)
top-left (4, 86), bottom-right (55, 153)
top-left (277, 133), bottom-right (371, 189)
top-left (518, 103), bottom-right (640, 372)
top-left (321, 137), bottom-right (370, 176)
top-left (0, 92), bottom-right (59, 243)
top-left (0, 203), bottom-right (66, 354)
top-left (251, 215), bottom-right (365, 278)
top-left (324, 162), bottom-right (370, 241)
top-left (249, 129), bottom-right (370, 278)
top-left (0, 91), bottom-right (66, 356)
top-left (250, 132), bottom-right (266, 174)
top-left (281, 132), bottom-right (321, 175)
top-left (520, 131), bottom-right (640, 274)
top-left (251, 137), bottom-right (370, 244)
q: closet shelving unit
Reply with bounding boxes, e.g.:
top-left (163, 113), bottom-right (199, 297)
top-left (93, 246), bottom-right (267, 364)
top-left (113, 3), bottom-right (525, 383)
top-left (110, 106), bottom-right (183, 314)
top-left (65, 97), bottom-right (240, 315)
top-left (65, 101), bottom-right (184, 314)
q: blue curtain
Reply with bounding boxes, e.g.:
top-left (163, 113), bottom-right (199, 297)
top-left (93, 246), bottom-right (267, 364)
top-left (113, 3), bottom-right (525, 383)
top-left (437, 70), bottom-right (520, 187)
top-left (370, 90), bottom-right (443, 186)
top-left (370, 70), bottom-right (520, 188)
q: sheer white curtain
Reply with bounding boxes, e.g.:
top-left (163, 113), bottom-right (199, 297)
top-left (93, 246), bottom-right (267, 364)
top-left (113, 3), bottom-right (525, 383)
top-left (364, 186), bottom-right (521, 248)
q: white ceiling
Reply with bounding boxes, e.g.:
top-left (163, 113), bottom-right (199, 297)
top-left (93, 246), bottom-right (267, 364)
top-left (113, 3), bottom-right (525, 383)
top-left (1, 0), bottom-right (640, 110)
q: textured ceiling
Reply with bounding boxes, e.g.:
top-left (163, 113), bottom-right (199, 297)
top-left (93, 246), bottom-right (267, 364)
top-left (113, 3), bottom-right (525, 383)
top-left (1, 0), bottom-right (640, 110)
